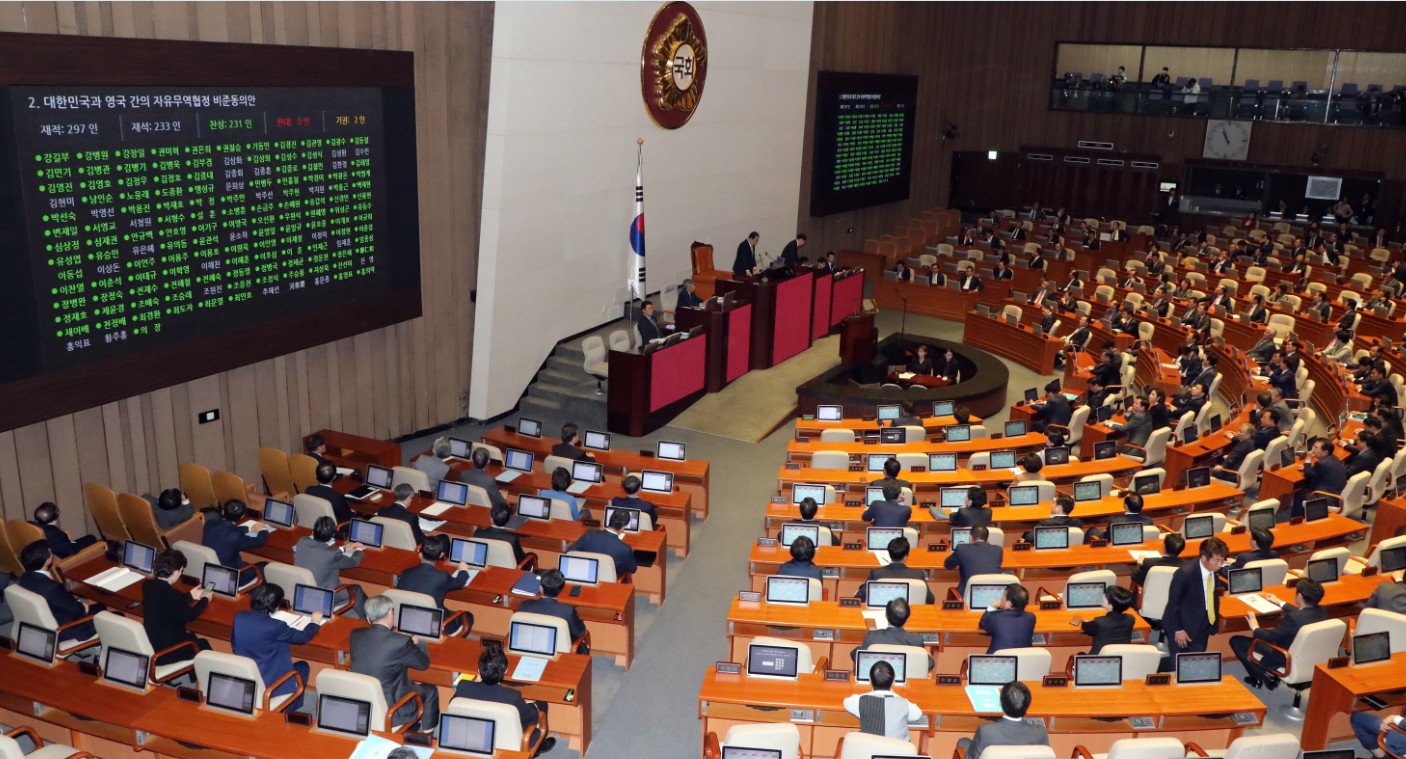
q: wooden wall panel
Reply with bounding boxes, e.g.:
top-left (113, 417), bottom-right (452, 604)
top-left (0, 1), bottom-right (492, 538)
top-left (801, 2), bottom-right (1406, 255)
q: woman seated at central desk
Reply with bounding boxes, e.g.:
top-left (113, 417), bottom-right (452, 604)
top-left (906, 344), bottom-right (935, 375)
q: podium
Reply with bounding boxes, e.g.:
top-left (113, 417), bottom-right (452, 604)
top-left (675, 299), bottom-right (753, 392)
top-left (716, 267), bottom-right (817, 369)
top-left (840, 312), bottom-right (876, 365)
top-left (607, 334), bottom-right (708, 436)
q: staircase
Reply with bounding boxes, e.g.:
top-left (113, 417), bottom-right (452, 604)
top-left (517, 320), bottom-right (636, 430)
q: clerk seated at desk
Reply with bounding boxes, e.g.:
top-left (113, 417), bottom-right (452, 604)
top-left (1030, 380), bottom-right (1071, 433)
top-left (539, 467), bottom-right (586, 521)
top-left (934, 346), bottom-right (960, 382)
top-left (232, 584), bottom-right (323, 713)
top-left (944, 526), bottom-right (1004, 595)
top-left (786, 497), bottom-right (839, 546)
top-left (552, 423), bottom-right (596, 463)
top-left (142, 548), bottom-right (213, 665)
top-left (454, 643), bottom-right (556, 756)
top-left (676, 278), bottom-right (704, 310)
top-left (777, 536), bottom-right (822, 581)
top-left (475, 505), bottom-right (527, 566)
top-left (18, 539), bottom-right (98, 644)
top-left (1211, 424), bottom-right (1258, 481)
top-left (1073, 585), bottom-right (1136, 654)
top-left (636, 301), bottom-right (664, 342)
top-left (853, 598), bottom-right (934, 670)
top-left (202, 499), bottom-right (269, 587)
top-left (1297, 438), bottom-right (1346, 517)
top-left (567, 507), bottom-right (637, 577)
top-left (856, 538), bottom-right (933, 604)
top-left (906, 344), bottom-right (935, 376)
top-left (397, 535), bottom-right (474, 636)
top-left (351, 594), bottom-right (439, 733)
top-left (521, 569), bottom-right (589, 655)
top-left (1092, 493), bottom-right (1155, 540)
top-left (979, 584), bottom-right (1035, 654)
top-left (862, 483), bottom-right (911, 528)
top-left (842, 660), bottom-right (922, 742)
top-left (609, 475), bottom-right (660, 529)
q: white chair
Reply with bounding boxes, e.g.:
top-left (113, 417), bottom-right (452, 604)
top-left (1363, 535), bottom-right (1406, 569)
top-left (1077, 473), bottom-right (1114, 498)
top-left (1356, 609), bottom-right (1406, 654)
top-left (963, 574), bottom-right (1019, 609)
top-left (980, 748), bottom-right (1056, 759)
top-left (542, 454), bottom-right (577, 478)
top-left (292, 493), bottom-right (336, 529)
top-left (1139, 468), bottom-right (1167, 491)
top-left (1066, 569), bottom-right (1115, 597)
top-left (172, 540), bottom-right (260, 592)
top-left (1243, 559), bottom-right (1289, 587)
top-left (470, 442), bottom-right (504, 463)
top-left (93, 611), bottom-right (195, 685)
top-left (1329, 471), bottom-right (1371, 521)
top-left (1126, 428), bottom-right (1170, 466)
top-left (866, 643), bottom-right (933, 679)
top-left (194, 650), bottom-right (301, 713)
top-left (1223, 450), bottom-right (1264, 492)
top-left (464, 484), bottom-right (494, 509)
top-left (1138, 565), bottom-right (1177, 639)
top-left (3, 584), bottom-right (98, 657)
top-left (1076, 737), bottom-right (1185, 759)
top-left (902, 425), bottom-right (927, 443)
top-left (381, 588), bottom-right (470, 637)
top-left (1247, 619), bottom-right (1348, 720)
top-left (895, 453), bottom-right (927, 471)
top-left (607, 329), bottom-right (631, 353)
top-left (483, 538), bottom-right (531, 571)
top-left (748, 637), bottom-right (819, 679)
top-left (985, 526), bottom-right (1007, 547)
top-left (837, 732), bottom-right (918, 759)
top-left (583, 336), bottom-right (609, 393)
top-left (562, 550), bottom-right (622, 582)
top-left (812, 451), bottom-right (851, 471)
top-left (391, 466), bottom-right (429, 493)
top-left (0, 732), bottom-right (90, 759)
top-left (510, 610), bottom-right (586, 654)
top-left (369, 516), bottom-right (418, 551)
top-left (1024, 480), bottom-right (1057, 503)
top-left (820, 428), bottom-right (856, 442)
top-left (994, 647), bottom-right (1052, 680)
top-left (315, 669), bottom-right (421, 734)
top-left (1367, 459), bottom-right (1393, 510)
top-left (715, 724), bottom-right (802, 759)
top-left (1100, 643), bottom-right (1162, 679)
top-left (1181, 512), bottom-right (1226, 536)
top-left (1053, 405), bottom-right (1090, 446)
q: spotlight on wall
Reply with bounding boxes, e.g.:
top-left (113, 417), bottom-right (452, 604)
top-left (987, 149), bottom-right (998, 160)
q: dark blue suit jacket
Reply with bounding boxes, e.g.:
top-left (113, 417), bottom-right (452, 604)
top-left (979, 608), bottom-right (1036, 653)
top-left (1036, 395), bottom-right (1073, 427)
top-left (231, 610), bottom-right (320, 697)
top-left (777, 560), bottom-right (823, 581)
top-left (376, 502), bottom-right (427, 546)
top-left (609, 496), bottom-right (659, 527)
top-left (519, 596), bottom-right (587, 642)
top-left (1304, 455), bottom-right (1347, 496)
top-left (676, 288), bottom-right (704, 309)
top-left (942, 542), bottom-right (1004, 594)
top-left (34, 521), bottom-right (96, 559)
top-left (454, 680), bottom-right (537, 730)
top-left (861, 500), bottom-right (911, 527)
top-left (397, 562), bottom-right (472, 609)
top-left (202, 518), bottom-right (269, 575)
top-left (19, 571), bottom-right (94, 642)
top-left (567, 529), bottom-right (637, 577)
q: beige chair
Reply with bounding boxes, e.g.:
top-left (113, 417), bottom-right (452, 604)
top-left (179, 461), bottom-right (219, 510)
top-left (864, 643), bottom-right (933, 679)
top-left (1186, 733), bottom-right (1303, 759)
top-left (4, 584), bottom-right (99, 657)
top-left (748, 636), bottom-right (823, 678)
top-left (561, 550), bottom-right (622, 582)
top-left (118, 491), bottom-right (203, 550)
top-left (811, 450), bottom-right (851, 470)
top-left (1125, 428), bottom-right (1170, 467)
top-left (288, 453), bottom-right (320, 493)
top-left (93, 611), bottom-right (196, 685)
top-left (258, 447), bottom-right (297, 497)
top-left (194, 650), bottom-right (302, 713)
top-left (443, 696), bottom-right (548, 755)
top-left (391, 466), bottom-right (430, 493)
top-left (171, 540), bottom-right (261, 593)
top-left (1074, 737), bottom-right (1185, 759)
top-left (380, 587), bottom-right (471, 636)
top-left (369, 516), bottom-right (418, 551)
top-left (261, 562), bottom-right (354, 616)
top-left (543, 455), bottom-right (577, 478)
top-left (583, 336), bottom-right (609, 393)
top-left (820, 428), bottom-right (856, 442)
top-left (1250, 619), bottom-right (1348, 720)
top-left (315, 669), bottom-right (421, 734)
top-left (1243, 559), bottom-right (1289, 588)
top-left (292, 493), bottom-right (337, 529)
top-left (1363, 535), bottom-right (1406, 569)
top-left (980, 747), bottom-right (1056, 759)
top-left (962, 574), bottom-right (1019, 609)
top-left (707, 724), bottom-right (802, 759)
top-left (1099, 643), bottom-right (1162, 679)
top-left (510, 610), bottom-right (589, 654)
top-left (471, 442), bottom-right (504, 463)
top-left (992, 647), bottom-right (1052, 680)
top-left (0, 729), bottom-right (93, 759)
top-left (478, 537), bottom-right (534, 571)
top-left (84, 481), bottom-right (130, 543)
top-left (836, 732), bottom-right (917, 759)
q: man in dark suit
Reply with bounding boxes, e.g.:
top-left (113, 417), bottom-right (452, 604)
top-left (636, 301), bottom-right (664, 342)
top-left (305, 433), bottom-right (333, 470)
top-left (307, 463), bottom-right (354, 524)
top-left (454, 644), bottom-right (554, 755)
top-left (779, 233), bottom-right (806, 265)
top-left (958, 682), bottom-right (1049, 759)
top-left (396, 535), bottom-right (474, 636)
top-left (1244, 296), bottom-right (1269, 325)
top-left (978, 583), bottom-right (1035, 654)
top-left (1367, 572), bottom-right (1406, 614)
top-left (943, 526), bottom-right (1005, 595)
top-left (141, 549), bottom-right (212, 665)
top-left (1031, 380), bottom-right (1071, 433)
top-left (459, 447), bottom-right (508, 511)
top-left (732, 231), bottom-right (759, 277)
top-left (18, 540), bottom-right (97, 644)
top-left (1265, 351), bottom-right (1299, 401)
top-left (1023, 494), bottom-right (1083, 543)
top-left (1298, 438), bottom-right (1347, 517)
top-left (1037, 304), bottom-right (1057, 334)
top-left (609, 475), bottom-right (660, 528)
top-left (1091, 493), bottom-right (1156, 542)
top-left (1252, 409), bottom-right (1282, 450)
top-left (675, 278), bottom-right (704, 309)
top-left (958, 269), bottom-right (984, 292)
top-left (857, 538), bottom-right (933, 604)
top-left (785, 497), bottom-right (839, 546)
top-left (941, 486), bottom-right (993, 527)
top-left (30, 502), bottom-right (98, 559)
top-left (231, 584), bottom-right (322, 712)
top-left (551, 423), bottom-right (595, 463)
top-left (862, 483), bottom-right (911, 528)
top-left (1116, 395), bottom-right (1155, 451)
top-left (851, 598), bottom-right (933, 669)
top-left (1213, 424), bottom-right (1258, 481)
top-left (520, 569), bottom-right (589, 654)
top-left (1231, 578), bottom-right (1327, 689)
top-left (869, 458), bottom-right (913, 495)
top-left (992, 260), bottom-right (1014, 280)
top-left (1132, 533), bottom-right (1186, 586)
top-left (1008, 224), bottom-right (1027, 242)
top-left (202, 499), bottom-right (269, 586)
top-left (566, 508), bottom-right (637, 577)
top-left (1235, 528), bottom-right (1279, 565)
top-left (1075, 585), bottom-right (1136, 654)
top-left (777, 536), bottom-right (823, 581)
top-left (474, 505), bottom-right (527, 566)
top-left (296, 516), bottom-right (368, 619)
top-left (1160, 537), bottom-right (1230, 669)
top-left (377, 484), bottom-right (427, 546)
top-left (1180, 300), bottom-right (1211, 332)
top-left (351, 594), bottom-right (438, 731)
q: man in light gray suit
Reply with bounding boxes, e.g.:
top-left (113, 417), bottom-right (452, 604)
top-left (959, 682), bottom-right (1049, 759)
top-left (1367, 573), bottom-right (1406, 614)
top-left (350, 595), bottom-right (439, 732)
top-left (1115, 395), bottom-right (1154, 451)
top-left (851, 598), bottom-right (934, 670)
top-left (413, 438), bottom-right (452, 488)
top-left (295, 517), bottom-right (368, 619)
top-left (458, 447), bottom-right (508, 511)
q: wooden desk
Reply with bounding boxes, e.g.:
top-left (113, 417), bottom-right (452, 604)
top-left (784, 433), bottom-right (1049, 464)
top-left (480, 426), bottom-right (711, 519)
top-left (1301, 651), bottom-right (1406, 750)
top-left (963, 311), bottom-right (1062, 375)
top-left (1369, 497), bottom-right (1406, 548)
top-left (308, 428), bottom-right (404, 473)
top-left (775, 457), bottom-right (1144, 494)
top-left (794, 414), bottom-right (976, 442)
top-left (675, 298), bottom-right (754, 392)
top-left (717, 267), bottom-right (819, 369)
top-left (1218, 572), bottom-right (1391, 625)
top-left (607, 333), bottom-right (708, 436)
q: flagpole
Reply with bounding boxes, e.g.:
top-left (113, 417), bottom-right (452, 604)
top-left (628, 138), bottom-right (644, 328)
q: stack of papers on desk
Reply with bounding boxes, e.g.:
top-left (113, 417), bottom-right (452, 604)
top-left (861, 610), bottom-right (889, 630)
top-left (271, 610), bottom-right (313, 631)
top-left (566, 481), bottom-right (592, 495)
top-left (239, 520), bottom-right (270, 537)
top-left (1127, 550), bottom-right (1162, 563)
top-left (965, 685), bottom-right (1002, 713)
top-left (871, 550), bottom-right (893, 566)
top-left (511, 656), bottom-right (548, 683)
top-left (419, 502), bottom-right (454, 517)
top-left (417, 517), bottom-right (446, 533)
top-left (898, 372), bottom-right (916, 380)
top-left (1235, 593), bottom-right (1282, 615)
top-left (85, 566), bottom-right (144, 592)
top-left (495, 470), bottom-right (522, 484)
top-left (335, 467), bottom-right (356, 477)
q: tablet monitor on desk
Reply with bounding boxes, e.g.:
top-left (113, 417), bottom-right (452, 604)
top-left (1280, 448), bottom-right (1296, 468)
top-left (438, 713), bottom-right (497, 757)
top-left (1182, 514), bottom-right (1215, 540)
top-left (792, 483), bottom-right (827, 504)
top-left (1353, 632), bottom-right (1392, 666)
top-left (1008, 485), bottom-right (1040, 506)
top-left (1033, 526), bottom-right (1069, 550)
top-left (722, 749), bottom-right (783, 759)
top-left (262, 499), bottom-right (296, 529)
top-left (765, 576), bottom-right (811, 605)
top-left (877, 404), bottom-right (901, 422)
top-left (504, 448), bottom-right (535, 473)
top-left (929, 452), bottom-right (958, 472)
top-left (880, 428), bottom-right (905, 444)
top-left (205, 671), bottom-right (257, 716)
top-left (582, 430), bottom-right (611, 451)
top-left (1134, 474), bottom-right (1160, 495)
top-left (347, 519), bottom-right (384, 549)
top-left (641, 469), bottom-right (674, 493)
top-left (604, 506), bottom-right (641, 532)
top-left (816, 405), bottom-right (843, 422)
top-left (945, 424), bottom-right (972, 442)
top-left (1110, 522), bottom-right (1146, 547)
top-left (1301, 752), bottom-right (1355, 759)
top-left (571, 461), bottom-right (604, 484)
top-left (1381, 545), bottom-right (1406, 573)
top-left (933, 400), bottom-right (955, 417)
top-left (1073, 655), bottom-right (1122, 687)
top-left (1185, 466), bottom-right (1211, 489)
top-left (866, 487), bottom-right (886, 505)
top-left (969, 583), bottom-right (1008, 610)
top-left (1073, 480), bottom-right (1103, 502)
top-left (990, 450), bottom-right (1017, 469)
top-left (293, 585), bottom-right (334, 618)
top-left (940, 488), bottom-right (968, 509)
top-left (657, 440), bottom-right (687, 461)
top-left (1183, 426), bottom-right (1199, 444)
top-left (450, 538), bottom-right (490, 568)
top-left (398, 604), bottom-right (444, 641)
top-left (202, 563), bottom-right (240, 598)
top-left (865, 581), bottom-right (909, 608)
top-left (347, 464), bottom-right (393, 500)
top-left (867, 454), bottom-right (893, 473)
top-left (102, 646), bottom-right (150, 692)
top-left (13, 622), bottom-right (56, 667)
top-left (509, 620), bottom-right (558, 658)
top-left (123, 540), bottom-right (157, 575)
top-left (855, 650), bottom-right (908, 684)
top-left (1247, 509), bottom-right (1276, 533)
top-left (950, 527), bottom-right (974, 548)
top-left (1175, 652), bottom-right (1222, 684)
top-left (967, 654), bottom-right (1018, 686)
top-left (517, 418), bottom-right (542, 438)
top-left (1023, 388), bottom-right (1039, 403)
top-left (1065, 581), bottom-right (1107, 609)
top-left (1045, 446), bottom-right (1070, 465)
top-left (1093, 440), bottom-right (1117, 460)
top-left (1004, 420), bottom-right (1028, 437)
top-left (316, 694), bottom-right (372, 737)
top-left (1096, 405), bottom-right (1116, 423)
top-left (436, 480), bottom-right (469, 507)
top-left (779, 523), bottom-right (820, 548)
top-left (559, 555), bottom-right (600, 586)
top-left (1306, 557), bottom-right (1340, 583)
top-left (518, 494), bottom-right (552, 520)
top-left (1304, 497), bottom-right (1331, 523)
top-left (1228, 567), bottom-right (1263, 595)
top-left (1210, 414), bottom-right (1223, 432)
top-left (747, 643), bottom-right (799, 679)
top-left (867, 527), bottom-right (905, 551)
top-left (447, 437), bottom-right (471, 459)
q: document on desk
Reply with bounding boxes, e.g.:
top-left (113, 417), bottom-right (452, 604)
top-left (336, 467), bottom-right (356, 478)
top-left (898, 372), bottom-right (916, 380)
top-left (419, 502), bottom-right (454, 517)
top-left (861, 610), bottom-right (890, 630)
top-left (347, 735), bottom-right (432, 759)
top-left (511, 656), bottom-right (548, 683)
top-left (271, 611), bottom-right (312, 631)
top-left (965, 685), bottom-right (1002, 713)
top-left (871, 550), bottom-right (893, 566)
top-left (495, 470), bottom-right (522, 484)
top-left (85, 566), bottom-right (144, 592)
top-left (1234, 593), bottom-right (1282, 615)
top-left (1127, 550), bottom-right (1162, 563)
top-left (417, 517), bottom-right (447, 534)
top-left (565, 481), bottom-right (592, 495)
top-left (239, 520), bottom-right (270, 537)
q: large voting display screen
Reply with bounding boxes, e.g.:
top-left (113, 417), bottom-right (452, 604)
top-left (0, 33), bottom-right (420, 430)
top-left (809, 71), bottom-right (918, 217)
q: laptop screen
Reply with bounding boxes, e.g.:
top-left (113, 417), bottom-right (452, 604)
top-left (1045, 446), bottom-right (1070, 465)
top-left (509, 621), bottom-right (558, 657)
top-left (867, 454), bottom-right (893, 473)
top-left (1382, 545), bottom-right (1406, 573)
top-left (206, 672), bottom-right (257, 715)
top-left (1228, 567), bottom-right (1263, 595)
top-left (1134, 474), bottom-right (1160, 494)
top-left (877, 404), bottom-right (901, 421)
top-left (1110, 522), bottom-right (1145, 546)
top-left (571, 461), bottom-right (603, 483)
top-left (1023, 388), bottom-right (1038, 403)
top-left (1008, 485), bottom-right (1040, 506)
top-left (1004, 420), bottom-right (1028, 437)
top-left (1185, 466), bottom-right (1210, 488)
top-left (437, 480), bottom-right (468, 506)
top-left (1034, 526), bottom-right (1069, 550)
top-left (560, 555), bottom-right (599, 585)
top-left (438, 713), bottom-right (496, 756)
top-left (263, 499), bottom-right (296, 528)
top-left (582, 430), bottom-right (611, 451)
top-left (317, 694), bottom-right (372, 736)
top-left (765, 575), bottom-right (811, 605)
top-left (940, 488), bottom-right (968, 508)
top-left (1065, 581), bottom-right (1107, 609)
top-left (1210, 414), bottom-right (1223, 432)
top-left (816, 405), bottom-right (843, 422)
top-left (950, 527), bottom-right (973, 547)
top-left (792, 483), bottom-right (827, 505)
top-left (779, 523), bottom-right (820, 548)
top-left (1073, 481), bottom-right (1103, 502)
top-left (1093, 441), bottom-right (1117, 460)
top-left (855, 650), bottom-right (907, 684)
top-left (1073, 655), bottom-right (1122, 686)
top-left (1097, 405), bottom-right (1115, 422)
top-left (504, 449), bottom-right (534, 472)
top-left (366, 464), bottom-right (394, 489)
top-left (604, 506), bottom-right (641, 532)
top-left (123, 540), bottom-right (156, 575)
top-left (202, 564), bottom-right (240, 598)
top-left (1304, 497), bottom-right (1330, 522)
top-left (1307, 557), bottom-right (1339, 583)
top-left (747, 644), bottom-right (799, 678)
top-left (103, 646), bottom-right (149, 690)
top-left (293, 585), bottom-right (334, 617)
top-left (517, 495), bottom-right (551, 520)
top-left (347, 520), bottom-right (383, 548)
top-left (865, 581), bottom-right (909, 608)
top-left (1182, 515), bottom-right (1214, 539)
top-left (946, 425), bottom-right (972, 442)
top-left (721, 749), bottom-right (783, 759)
top-left (397, 604), bottom-right (444, 640)
top-left (879, 428), bottom-right (904, 444)
top-left (517, 418), bottom-right (542, 438)
top-left (933, 400), bottom-right (955, 416)
top-left (929, 453), bottom-right (958, 472)
top-left (657, 441), bottom-right (687, 461)
top-left (969, 583), bottom-right (1008, 610)
top-left (967, 655), bottom-right (1018, 686)
top-left (990, 450), bottom-right (1017, 469)
top-left (14, 622), bottom-right (56, 665)
top-left (450, 538), bottom-right (490, 568)
top-left (641, 470), bottom-right (674, 493)
top-left (1247, 509), bottom-right (1276, 533)
top-left (867, 527), bottom-right (905, 551)
top-left (1353, 632), bottom-right (1392, 665)
top-left (448, 438), bottom-right (471, 458)
top-left (1175, 652), bottom-right (1222, 684)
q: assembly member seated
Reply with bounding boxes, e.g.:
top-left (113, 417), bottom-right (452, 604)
top-left (842, 660), bottom-right (922, 741)
top-left (475, 505), bottom-right (529, 566)
top-left (414, 438), bottom-right (452, 488)
top-left (1074, 585), bottom-right (1135, 654)
top-left (460, 447), bottom-right (509, 511)
top-left (851, 598), bottom-right (933, 670)
top-left (862, 482), bottom-right (911, 527)
top-left (377, 484), bottom-right (427, 546)
top-left (957, 682), bottom-right (1049, 759)
top-left (566, 507), bottom-right (637, 578)
top-left (1131, 533), bottom-right (1186, 587)
top-left (19, 540), bottom-right (98, 644)
top-left (232, 584), bottom-right (322, 712)
top-left (154, 488), bottom-right (196, 531)
top-left (30, 501), bottom-right (98, 559)
top-left (295, 516), bottom-right (369, 620)
top-left (350, 594), bottom-right (438, 733)
top-left (1231, 577), bottom-right (1327, 690)
top-left (944, 525), bottom-right (1004, 595)
top-left (857, 537), bottom-right (933, 604)
top-left (397, 535), bottom-right (474, 636)
top-left (520, 569), bottom-right (589, 654)
top-left (551, 423), bottom-right (595, 463)
top-left (869, 458), bottom-right (912, 494)
top-left (1022, 494), bottom-right (1083, 543)
top-left (776, 536), bottom-right (822, 581)
top-left (785, 497), bottom-right (839, 545)
top-left (306, 463), bottom-right (355, 524)
top-left (609, 475), bottom-right (659, 528)
top-left (979, 584), bottom-right (1035, 654)
top-left (941, 486), bottom-right (992, 527)
top-left (201, 499), bottom-right (269, 587)
top-left (141, 549), bottom-right (213, 665)
top-left (1030, 380), bottom-right (1071, 433)
top-left (1234, 528), bottom-right (1279, 565)
top-left (454, 642), bottom-right (555, 756)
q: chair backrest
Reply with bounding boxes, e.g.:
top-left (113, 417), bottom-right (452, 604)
top-left (837, 732), bottom-right (917, 759)
top-left (1243, 559), bottom-right (1289, 587)
top-left (606, 330), bottom-right (631, 353)
top-left (369, 516), bottom-right (418, 551)
top-left (543, 455), bottom-right (576, 478)
top-left (180, 462), bottom-right (219, 509)
top-left (1104, 738), bottom-right (1186, 759)
top-left (315, 669), bottom-right (396, 731)
top-left (1138, 566), bottom-right (1177, 620)
top-left (1236, 450), bottom-right (1265, 484)
top-left (445, 697), bottom-right (530, 751)
top-left (472, 538), bottom-right (517, 570)
top-left (905, 425), bottom-right (930, 443)
top-left (749, 636), bottom-right (814, 678)
top-left (85, 481), bottom-right (130, 543)
top-left (470, 442), bottom-right (504, 463)
top-left (811, 451), bottom-right (851, 471)
top-left (510, 611), bottom-right (573, 653)
top-left (1282, 619), bottom-right (1348, 685)
top-left (1308, 547), bottom-right (1352, 578)
top-left (545, 497), bottom-right (575, 521)
top-left (1065, 405), bottom-right (1090, 443)
top-left (1002, 304), bottom-right (1023, 322)
top-left (117, 492), bottom-right (166, 547)
top-left (213, 470), bottom-right (255, 504)
top-left (392, 466), bottom-right (430, 493)
top-left (994, 647), bottom-right (1051, 680)
top-left (1223, 733), bottom-right (1305, 759)
top-left (381, 587), bottom-right (439, 617)
top-left (5, 583), bottom-right (59, 636)
top-left (1339, 471), bottom-right (1371, 520)
top-left (94, 610), bottom-right (154, 667)
top-left (1067, 569), bottom-right (1115, 596)
top-left (963, 574), bottom-right (1019, 608)
top-left (983, 748), bottom-right (1056, 759)
top-left (1101, 643), bottom-right (1161, 679)
top-left (1027, 480), bottom-right (1056, 502)
top-left (194, 650), bottom-right (281, 711)
top-left (288, 453), bottom-right (320, 494)
top-left (259, 448), bottom-right (297, 496)
top-left (4, 522), bottom-right (42, 562)
top-left (1357, 609), bottom-right (1406, 654)
top-left (462, 484), bottom-right (494, 509)
top-left (819, 428), bottom-right (856, 442)
top-left (865, 643), bottom-right (932, 679)
top-left (562, 550), bottom-right (618, 583)
top-left (722, 724), bottom-right (802, 759)
top-left (1140, 428), bottom-right (1171, 466)
top-left (1367, 535), bottom-right (1406, 568)
top-left (262, 561), bottom-right (317, 600)
top-left (0, 525), bottom-right (20, 577)
top-left (292, 494), bottom-right (335, 529)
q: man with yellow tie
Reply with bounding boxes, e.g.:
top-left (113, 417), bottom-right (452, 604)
top-left (1158, 536), bottom-right (1229, 671)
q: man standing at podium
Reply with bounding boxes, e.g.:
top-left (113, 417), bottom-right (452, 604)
top-left (779, 233), bottom-right (807, 266)
top-left (732, 231), bottom-right (759, 277)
